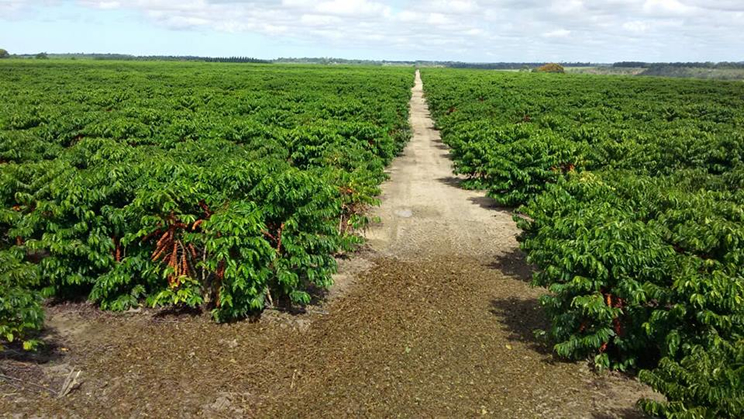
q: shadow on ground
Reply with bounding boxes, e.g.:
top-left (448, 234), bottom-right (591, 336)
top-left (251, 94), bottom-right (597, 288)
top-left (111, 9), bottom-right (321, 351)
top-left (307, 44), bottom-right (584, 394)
top-left (436, 175), bottom-right (465, 188)
top-left (487, 247), bottom-right (534, 283)
top-left (489, 296), bottom-right (552, 356)
top-left (0, 328), bottom-right (66, 365)
top-left (432, 138), bottom-right (450, 151)
top-left (0, 325), bottom-right (72, 399)
top-left (467, 195), bottom-right (500, 210)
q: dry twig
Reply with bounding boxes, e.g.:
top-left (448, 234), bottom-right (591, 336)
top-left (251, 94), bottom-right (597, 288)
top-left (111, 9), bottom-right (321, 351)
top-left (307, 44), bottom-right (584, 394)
top-left (58, 368), bottom-right (82, 398)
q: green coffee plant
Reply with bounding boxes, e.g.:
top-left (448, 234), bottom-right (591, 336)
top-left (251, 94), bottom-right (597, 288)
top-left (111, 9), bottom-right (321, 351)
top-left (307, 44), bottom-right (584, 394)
top-left (422, 68), bottom-right (744, 414)
top-left (0, 60), bottom-right (414, 348)
top-left (639, 339), bottom-right (744, 419)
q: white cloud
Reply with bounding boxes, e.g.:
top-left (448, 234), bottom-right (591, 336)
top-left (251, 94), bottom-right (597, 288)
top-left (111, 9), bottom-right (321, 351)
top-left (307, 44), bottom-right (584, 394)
top-left (427, 0), bottom-right (480, 14)
top-left (300, 14), bottom-right (341, 26)
top-left (0, 0), bottom-right (34, 15)
top-left (427, 13), bottom-right (451, 26)
top-left (78, 0), bottom-right (120, 9)
top-left (680, 0), bottom-right (744, 12)
top-left (1, 0), bottom-right (742, 61)
top-left (314, 0), bottom-right (390, 17)
top-left (550, 0), bottom-right (585, 15)
top-left (623, 20), bottom-right (650, 33)
top-left (643, 0), bottom-right (695, 15)
top-left (395, 10), bottom-right (420, 22)
top-left (543, 29), bottom-right (571, 38)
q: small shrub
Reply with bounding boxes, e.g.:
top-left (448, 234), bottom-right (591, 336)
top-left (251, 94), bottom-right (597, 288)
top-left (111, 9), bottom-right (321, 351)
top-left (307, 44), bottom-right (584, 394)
top-left (534, 63), bottom-right (565, 73)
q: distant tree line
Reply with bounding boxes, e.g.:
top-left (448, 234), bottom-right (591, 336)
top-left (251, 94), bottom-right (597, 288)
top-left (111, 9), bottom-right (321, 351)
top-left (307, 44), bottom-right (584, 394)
top-left (274, 58), bottom-right (597, 69)
top-left (614, 61), bottom-right (744, 69)
top-left (3, 49), bottom-right (740, 71)
top-left (442, 61), bottom-right (593, 69)
top-left (203, 56), bottom-right (269, 63)
top-left (274, 57), bottom-right (415, 66)
top-left (89, 54), bottom-right (270, 63)
top-left (0, 49), bottom-right (49, 59)
top-left (6, 53), bottom-right (269, 63)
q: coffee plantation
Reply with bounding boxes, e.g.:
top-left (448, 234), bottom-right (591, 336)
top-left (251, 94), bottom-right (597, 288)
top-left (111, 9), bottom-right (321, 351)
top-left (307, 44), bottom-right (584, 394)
top-left (3, 59), bottom-right (744, 417)
top-left (0, 61), bottom-right (413, 348)
top-left (422, 69), bottom-right (744, 417)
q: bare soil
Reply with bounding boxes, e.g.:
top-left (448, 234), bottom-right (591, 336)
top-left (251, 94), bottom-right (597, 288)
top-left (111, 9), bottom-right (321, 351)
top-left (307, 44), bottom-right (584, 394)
top-left (0, 70), bottom-right (657, 418)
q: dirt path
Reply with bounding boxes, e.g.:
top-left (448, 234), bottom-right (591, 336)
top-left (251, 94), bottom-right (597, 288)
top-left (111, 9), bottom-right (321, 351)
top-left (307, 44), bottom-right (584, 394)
top-left (366, 70), bottom-right (518, 260)
top-left (0, 71), bottom-right (655, 418)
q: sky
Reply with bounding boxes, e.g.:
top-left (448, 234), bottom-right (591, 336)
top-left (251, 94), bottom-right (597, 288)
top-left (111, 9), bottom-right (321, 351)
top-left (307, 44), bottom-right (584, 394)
top-left (1, 0), bottom-right (743, 62)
